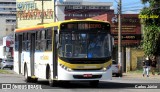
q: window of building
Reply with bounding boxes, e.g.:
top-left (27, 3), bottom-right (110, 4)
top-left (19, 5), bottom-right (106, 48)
top-left (85, 6), bottom-right (89, 9)
top-left (73, 6), bottom-right (82, 9)
top-left (65, 6), bottom-right (73, 9)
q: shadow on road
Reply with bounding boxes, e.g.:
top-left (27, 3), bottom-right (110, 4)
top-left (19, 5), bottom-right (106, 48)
top-left (34, 80), bottom-right (137, 89)
top-left (0, 70), bottom-right (144, 89)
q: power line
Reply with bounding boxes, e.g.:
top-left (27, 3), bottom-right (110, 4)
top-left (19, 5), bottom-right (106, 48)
top-left (122, 1), bottom-right (141, 6)
top-left (123, 7), bottom-right (143, 11)
top-left (122, 9), bottom-right (142, 12)
top-left (123, 5), bottom-right (144, 8)
top-left (122, 6), bottom-right (160, 12)
top-left (114, 0), bottom-right (118, 3)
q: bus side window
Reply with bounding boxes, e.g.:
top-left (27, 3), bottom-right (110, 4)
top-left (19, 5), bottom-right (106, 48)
top-left (46, 29), bottom-right (52, 39)
top-left (22, 33), bottom-right (27, 51)
top-left (26, 33), bottom-right (31, 51)
top-left (36, 31), bottom-right (41, 51)
top-left (41, 30), bottom-right (46, 51)
top-left (15, 34), bottom-right (19, 51)
top-left (36, 41), bottom-right (41, 51)
top-left (41, 30), bottom-right (46, 40)
top-left (46, 29), bottom-right (52, 51)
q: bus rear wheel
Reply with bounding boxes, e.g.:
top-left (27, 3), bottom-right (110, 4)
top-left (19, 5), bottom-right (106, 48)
top-left (24, 65), bottom-right (31, 82)
top-left (48, 69), bottom-right (57, 87)
top-left (89, 80), bottom-right (99, 87)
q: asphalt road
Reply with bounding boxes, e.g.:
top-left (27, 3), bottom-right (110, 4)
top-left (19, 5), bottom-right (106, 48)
top-left (0, 70), bottom-right (160, 92)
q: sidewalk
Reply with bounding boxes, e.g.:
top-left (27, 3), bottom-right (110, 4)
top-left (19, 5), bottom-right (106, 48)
top-left (122, 72), bottom-right (160, 79)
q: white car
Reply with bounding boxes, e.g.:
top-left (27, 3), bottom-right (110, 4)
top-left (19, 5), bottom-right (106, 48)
top-left (0, 59), bottom-right (13, 70)
top-left (112, 60), bottom-right (120, 77)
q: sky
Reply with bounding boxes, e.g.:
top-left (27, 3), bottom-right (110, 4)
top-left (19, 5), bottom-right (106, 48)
top-left (84, 0), bottom-right (149, 14)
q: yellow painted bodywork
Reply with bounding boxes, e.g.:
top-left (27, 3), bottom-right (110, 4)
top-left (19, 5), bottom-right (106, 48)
top-left (15, 19), bottom-right (110, 33)
top-left (58, 58), bottom-right (112, 70)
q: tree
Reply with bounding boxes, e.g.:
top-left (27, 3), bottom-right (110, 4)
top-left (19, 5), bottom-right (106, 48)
top-left (140, 0), bottom-right (160, 57)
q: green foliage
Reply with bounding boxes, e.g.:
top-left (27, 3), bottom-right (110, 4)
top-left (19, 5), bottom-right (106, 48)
top-left (143, 26), bottom-right (160, 56)
top-left (140, 0), bottom-right (160, 56)
top-left (0, 69), bottom-right (12, 74)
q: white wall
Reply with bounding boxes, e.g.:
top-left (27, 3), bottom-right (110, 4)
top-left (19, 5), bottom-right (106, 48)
top-left (55, 5), bottom-right (65, 21)
top-left (0, 18), bottom-right (7, 38)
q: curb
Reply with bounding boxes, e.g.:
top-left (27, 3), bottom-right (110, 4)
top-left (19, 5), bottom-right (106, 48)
top-left (122, 73), bottom-right (160, 79)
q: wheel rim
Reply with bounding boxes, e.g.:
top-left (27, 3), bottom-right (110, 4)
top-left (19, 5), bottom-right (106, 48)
top-left (48, 69), bottom-right (52, 84)
top-left (25, 68), bottom-right (28, 79)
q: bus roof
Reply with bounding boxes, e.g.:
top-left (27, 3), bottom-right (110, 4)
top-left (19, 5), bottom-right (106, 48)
top-left (15, 19), bottom-right (110, 33)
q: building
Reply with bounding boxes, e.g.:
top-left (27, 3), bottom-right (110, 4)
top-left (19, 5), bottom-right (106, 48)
top-left (55, 0), bottom-right (113, 21)
top-left (0, 0), bottom-right (16, 38)
top-left (16, 0), bottom-right (55, 28)
top-left (0, 34), bottom-right (14, 59)
top-left (16, 0), bottom-right (113, 28)
top-left (92, 13), bottom-right (141, 46)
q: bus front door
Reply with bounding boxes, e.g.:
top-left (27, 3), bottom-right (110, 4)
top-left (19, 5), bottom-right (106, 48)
top-left (53, 27), bottom-right (58, 79)
top-left (18, 35), bottom-right (22, 74)
top-left (30, 33), bottom-right (35, 76)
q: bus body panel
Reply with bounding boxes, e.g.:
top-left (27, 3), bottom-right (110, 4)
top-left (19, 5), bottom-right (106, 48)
top-left (34, 52), bottom-right (53, 79)
top-left (14, 51), bottom-right (19, 74)
top-left (57, 62), bottom-right (112, 81)
top-left (21, 52), bottom-right (30, 75)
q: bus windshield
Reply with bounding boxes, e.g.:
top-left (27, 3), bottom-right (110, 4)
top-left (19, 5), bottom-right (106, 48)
top-left (59, 32), bottom-right (111, 58)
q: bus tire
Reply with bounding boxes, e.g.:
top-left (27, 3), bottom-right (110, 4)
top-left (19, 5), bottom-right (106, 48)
top-left (32, 78), bottom-right (38, 83)
top-left (48, 68), bottom-right (57, 87)
top-left (89, 80), bottom-right (99, 87)
top-left (24, 65), bottom-right (31, 82)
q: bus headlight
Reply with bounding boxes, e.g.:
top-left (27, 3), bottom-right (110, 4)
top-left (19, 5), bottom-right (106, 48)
top-left (102, 64), bottom-right (111, 71)
top-left (66, 68), bottom-right (72, 71)
top-left (59, 64), bottom-right (72, 72)
top-left (102, 68), bottom-right (107, 71)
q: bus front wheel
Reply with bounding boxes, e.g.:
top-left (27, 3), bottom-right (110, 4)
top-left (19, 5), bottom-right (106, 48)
top-left (24, 65), bottom-right (31, 82)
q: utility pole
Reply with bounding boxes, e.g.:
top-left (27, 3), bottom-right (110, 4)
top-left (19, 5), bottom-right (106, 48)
top-left (41, 0), bottom-right (44, 24)
top-left (118, 0), bottom-right (122, 76)
top-left (54, 0), bottom-right (56, 22)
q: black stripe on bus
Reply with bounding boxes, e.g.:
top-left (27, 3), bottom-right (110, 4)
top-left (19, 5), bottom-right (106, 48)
top-left (59, 56), bottom-right (111, 64)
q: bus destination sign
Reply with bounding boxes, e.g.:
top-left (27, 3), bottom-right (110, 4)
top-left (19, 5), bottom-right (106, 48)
top-left (60, 22), bottom-right (110, 30)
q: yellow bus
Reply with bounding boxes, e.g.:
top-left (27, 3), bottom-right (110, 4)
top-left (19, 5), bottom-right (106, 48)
top-left (14, 19), bottom-right (113, 87)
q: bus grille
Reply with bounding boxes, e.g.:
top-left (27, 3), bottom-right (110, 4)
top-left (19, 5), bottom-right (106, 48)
top-left (72, 68), bottom-right (102, 71)
top-left (73, 75), bottom-right (102, 79)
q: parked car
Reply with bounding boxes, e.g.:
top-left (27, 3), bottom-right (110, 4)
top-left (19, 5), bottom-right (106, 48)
top-left (0, 59), bottom-right (13, 70)
top-left (112, 60), bottom-right (120, 77)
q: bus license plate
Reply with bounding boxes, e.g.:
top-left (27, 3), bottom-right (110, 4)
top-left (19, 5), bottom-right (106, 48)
top-left (84, 66), bottom-right (97, 68)
top-left (83, 74), bottom-right (92, 78)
